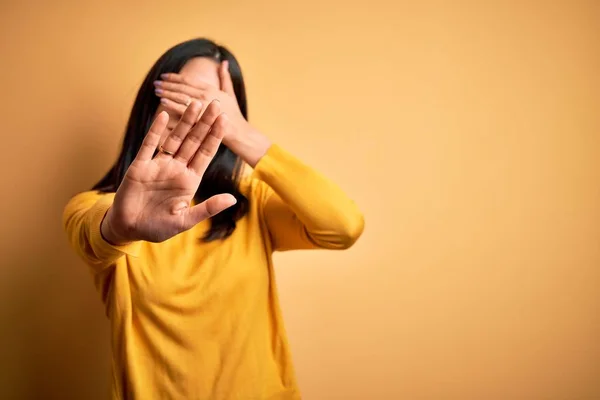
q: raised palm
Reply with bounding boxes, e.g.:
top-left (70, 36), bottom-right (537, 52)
top-left (103, 100), bottom-right (236, 244)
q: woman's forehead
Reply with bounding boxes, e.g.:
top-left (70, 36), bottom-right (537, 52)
top-left (178, 57), bottom-right (220, 88)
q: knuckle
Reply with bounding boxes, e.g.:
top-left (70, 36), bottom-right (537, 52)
top-left (169, 134), bottom-right (184, 143)
top-left (181, 115), bottom-right (196, 126)
top-left (199, 145), bottom-right (213, 157)
top-left (180, 84), bottom-right (192, 94)
top-left (213, 123), bottom-right (227, 138)
top-left (206, 132), bottom-right (223, 147)
top-left (196, 119), bottom-right (212, 131)
top-left (186, 133), bottom-right (202, 145)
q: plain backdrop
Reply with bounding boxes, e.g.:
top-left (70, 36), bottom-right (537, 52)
top-left (0, 0), bottom-right (599, 399)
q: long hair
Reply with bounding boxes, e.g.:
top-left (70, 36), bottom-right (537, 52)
top-left (93, 38), bottom-right (249, 241)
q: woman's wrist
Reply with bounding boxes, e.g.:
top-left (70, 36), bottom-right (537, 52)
top-left (101, 207), bottom-right (134, 246)
top-left (225, 125), bottom-right (271, 168)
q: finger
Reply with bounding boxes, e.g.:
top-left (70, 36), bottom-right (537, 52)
top-left (189, 110), bottom-right (229, 175)
top-left (158, 97), bottom-right (187, 116)
top-left (156, 88), bottom-right (193, 107)
top-left (155, 75), bottom-right (211, 92)
top-left (219, 61), bottom-right (235, 95)
top-left (159, 100), bottom-right (202, 157)
top-left (182, 193), bottom-right (237, 230)
top-left (154, 80), bottom-right (199, 98)
top-left (173, 100), bottom-right (221, 164)
top-left (160, 73), bottom-right (211, 88)
top-left (136, 111), bottom-right (169, 161)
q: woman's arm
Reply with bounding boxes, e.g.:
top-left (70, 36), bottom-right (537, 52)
top-left (218, 113), bottom-right (364, 251)
top-left (253, 144), bottom-right (365, 251)
top-left (62, 192), bottom-right (142, 271)
top-left (155, 66), bottom-right (364, 250)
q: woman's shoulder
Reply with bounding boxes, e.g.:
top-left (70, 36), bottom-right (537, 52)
top-left (239, 172), bottom-right (272, 202)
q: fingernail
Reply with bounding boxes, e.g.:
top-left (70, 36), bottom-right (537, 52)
top-left (155, 88), bottom-right (163, 95)
top-left (160, 98), bottom-right (168, 105)
top-left (153, 80), bottom-right (162, 86)
top-left (160, 73), bottom-right (169, 79)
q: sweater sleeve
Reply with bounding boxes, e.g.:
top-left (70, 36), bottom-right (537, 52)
top-left (62, 191), bottom-right (142, 271)
top-left (252, 144), bottom-right (364, 251)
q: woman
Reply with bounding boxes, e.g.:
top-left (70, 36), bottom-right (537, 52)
top-left (63, 38), bottom-right (364, 400)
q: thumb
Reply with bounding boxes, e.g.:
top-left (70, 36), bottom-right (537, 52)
top-left (181, 193), bottom-right (237, 230)
top-left (219, 60), bottom-right (236, 96)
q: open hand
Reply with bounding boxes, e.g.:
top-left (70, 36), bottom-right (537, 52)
top-left (154, 61), bottom-right (251, 138)
top-left (101, 100), bottom-right (236, 245)
top-left (153, 61), bottom-right (271, 167)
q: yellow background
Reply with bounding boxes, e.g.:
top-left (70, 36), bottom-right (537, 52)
top-left (1, 0), bottom-right (599, 399)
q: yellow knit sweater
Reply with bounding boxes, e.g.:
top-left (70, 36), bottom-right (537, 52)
top-left (63, 144), bottom-right (364, 400)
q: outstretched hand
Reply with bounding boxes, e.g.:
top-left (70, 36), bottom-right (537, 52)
top-left (101, 99), bottom-right (236, 245)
